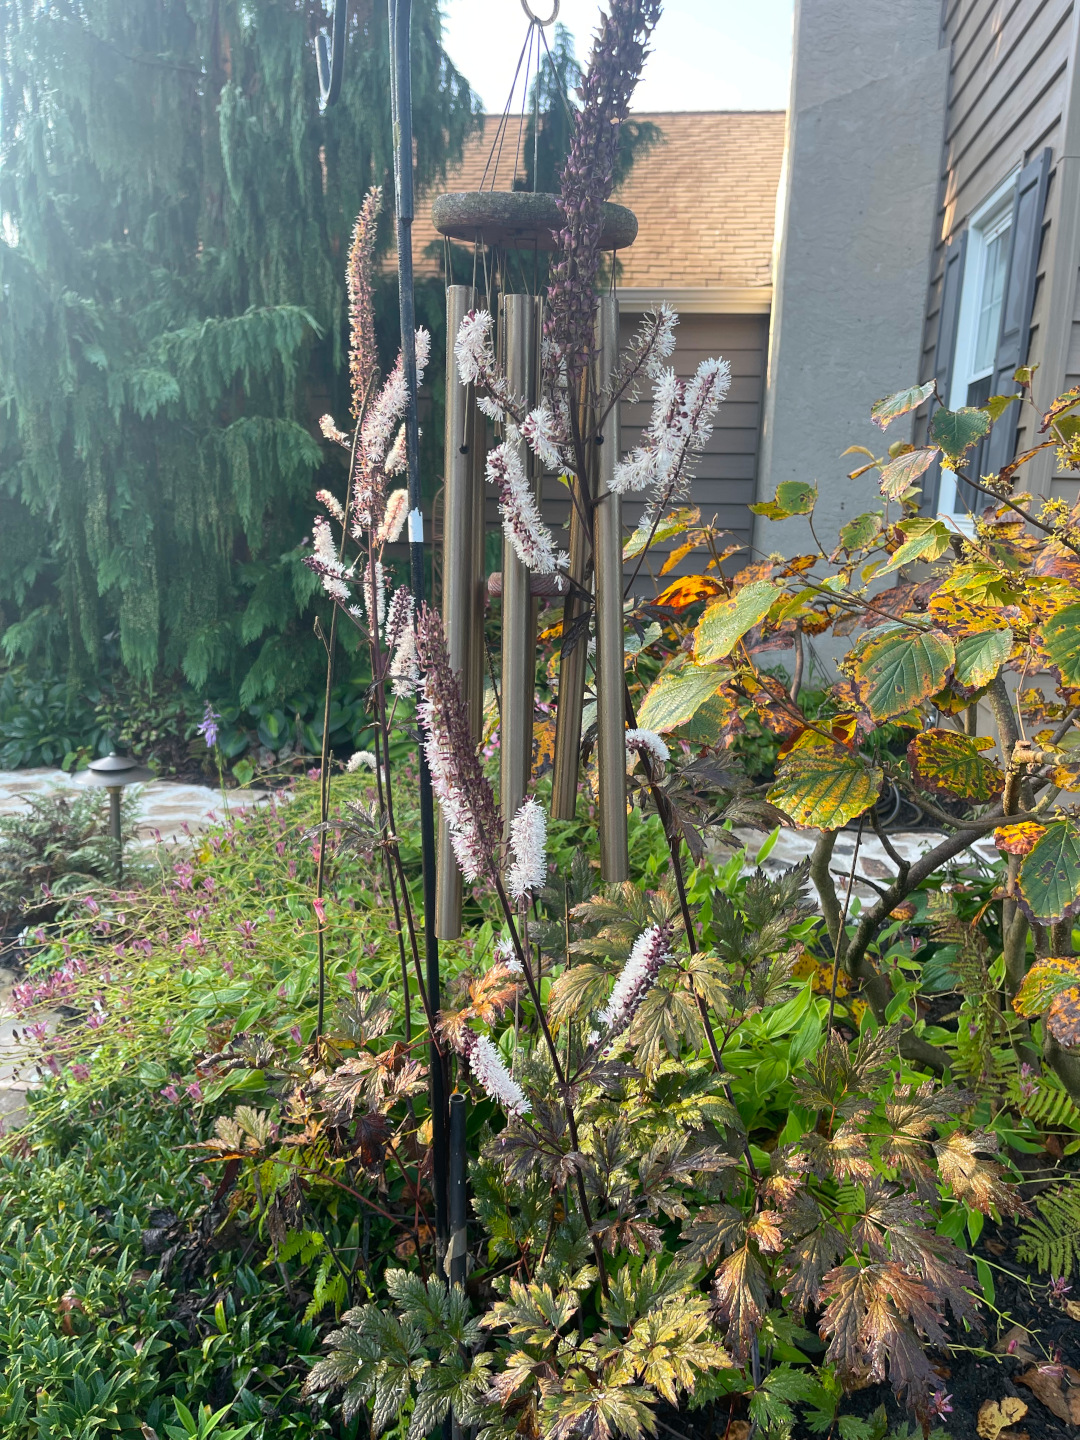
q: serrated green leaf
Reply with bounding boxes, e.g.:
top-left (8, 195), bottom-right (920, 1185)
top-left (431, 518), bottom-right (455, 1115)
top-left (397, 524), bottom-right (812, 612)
top-left (837, 512), bottom-right (883, 553)
top-left (1017, 821), bottom-right (1080, 924)
top-left (1042, 603), bottom-right (1080, 684)
top-left (878, 447), bottom-right (937, 501)
top-left (929, 405), bottom-right (991, 462)
top-left (981, 393), bottom-right (1020, 424)
top-left (767, 737), bottom-right (883, 830)
top-left (870, 381), bottom-right (935, 430)
top-left (876, 518), bottom-right (952, 575)
top-left (636, 664), bottom-right (730, 733)
top-left (693, 580), bottom-right (777, 663)
top-left (954, 626), bottom-right (1012, 688)
top-left (623, 506), bottom-right (699, 560)
top-left (854, 627), bottom-right (954, 721)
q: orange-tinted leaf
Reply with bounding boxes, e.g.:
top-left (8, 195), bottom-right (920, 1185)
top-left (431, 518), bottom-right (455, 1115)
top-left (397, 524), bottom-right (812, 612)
top-left (1012, 956), bottom-right (1080, 1018)
top-left (531, 718), bottom-right (556, 779)
top-left (994, 822), bottom-right (1045, 856)
top-left (659, 536), bottom-right (707, 575)
top-left (1048, 985), bottom-right (1080, 1046)
top-left (654, 574), bottom-right (725, 610)
top-left (907, 728), bottom-right (1004, 802)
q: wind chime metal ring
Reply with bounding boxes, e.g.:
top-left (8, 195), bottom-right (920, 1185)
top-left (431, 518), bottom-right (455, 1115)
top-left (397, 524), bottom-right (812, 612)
top-left (520, 0), bottom-right (559, 25)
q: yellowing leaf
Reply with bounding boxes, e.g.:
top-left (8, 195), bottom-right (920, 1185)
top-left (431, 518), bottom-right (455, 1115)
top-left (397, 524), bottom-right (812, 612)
top-left (1012, 956), bottom-right (1080, 1018)
top-left (954, 627), bottom-right (1012, 689)
top-left (623, 506), bottom-right (699, 560)
top-left (836, 512), bottom-right (883, 554)
top-left (1042, 603), bottom-right (1080, 684)
top-left (636, 664), bottom-right (730, 734)
top-left (749, 480), bottom-right (817, 520)
top-left (693, 580), bottom-right (778, 664)
top-left (1017, 820), bottom-right (1080, 924)
top-left (994, 822), bottom-right (1045, 855)
top-left (878, 446), bottom-right (938, 500)
top-left (875, 518), bottom-right (952, 575)
top-left (976, 1396), bottom-right (1028, 1439)
top-left (907, 728), bottom-right (1004, 802)
top-left (854, 627), bottom-right (955, 722)
top-left (767, 734), bottom-right (883, 831)
top-left (654, 574), bottom-right (725, 611)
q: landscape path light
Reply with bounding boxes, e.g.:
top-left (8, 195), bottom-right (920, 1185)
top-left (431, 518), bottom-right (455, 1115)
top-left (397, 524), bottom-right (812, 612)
top-left (82, 752), bottom-right (154, 883)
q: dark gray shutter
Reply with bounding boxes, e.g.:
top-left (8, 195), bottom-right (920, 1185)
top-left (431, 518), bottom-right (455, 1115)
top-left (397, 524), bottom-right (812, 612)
top-left (923, 230), bottom-right (967, 512)
top-left (983, 147), bottom-right (1051, 475)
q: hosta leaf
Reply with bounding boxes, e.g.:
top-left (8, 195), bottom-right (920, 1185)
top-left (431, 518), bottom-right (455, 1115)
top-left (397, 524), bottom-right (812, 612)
top-left (854, 627), bottom-right (954, 721)
top-left (767, 736), bottom-right (883, 831)
top-left (878, 447), bottom-right (937, 500)
top-left (871, 381), bottom-right (935, 430)
top-left (636, 664), bottom-right (730, 733)
top-left (837, 512), bottom-right (883, 553)
top-left (954, 627), bottom-right (1012, 688)
top-left (994, 822), bottom-right (1045, 855)
top-left (750, 480), bottom-right (817, 520)
top-left (1017, 821), bottom-right (1080, 924)
top-left (693, 580), bottom-right (777, 663)
top-left (653, 574), bottom-right (725, 611)
top-left (1012, 957), bottom-right (1080, 1018)
top-left (1041, 604), bottom-right (1080, 684)
top-left (929, 405), bottom-right (991, 463)
top-left (907, 728), bottom-right (1004, 802)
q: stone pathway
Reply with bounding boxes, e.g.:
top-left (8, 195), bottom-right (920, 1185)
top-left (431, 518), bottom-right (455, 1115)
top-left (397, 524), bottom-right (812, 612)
top-left (0, 766), bottom-right (269, 846)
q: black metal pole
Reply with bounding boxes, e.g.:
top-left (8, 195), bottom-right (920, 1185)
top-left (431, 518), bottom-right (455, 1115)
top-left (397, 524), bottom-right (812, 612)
top-left (108, 786), bottom-right (123, 884)
top-left (388, 0), bottom-right (449, 1273)
top-left (448, 1093), bottom-right (467, 1287)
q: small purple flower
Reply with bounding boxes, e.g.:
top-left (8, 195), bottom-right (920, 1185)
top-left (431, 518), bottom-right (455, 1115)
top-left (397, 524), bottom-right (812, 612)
top-left (161, 1084), bottom-right (180, 1104)
top-left (347, 968), bottom-right (359, 993)
top-left (69, 1063), bottom-right (91, 1082)
top-left (185, 1081), bottom-right (203, 1102)
top-left (197, 703), bottom-right (221, 749)
top-left (289, 1025), bottom-right (303, 1045)
top-left (929, 1392), bottom-right (953, 1418)
top-left (86, 1013), bottom-right (106, 1030)
top-left (1049, 1276), bottom-right (1072, 1299)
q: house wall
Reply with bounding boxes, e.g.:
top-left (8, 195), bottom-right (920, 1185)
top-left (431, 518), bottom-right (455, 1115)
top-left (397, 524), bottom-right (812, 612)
top-left (920, 1), bottom-right (1080, 491)
top-left (755, 0), bottom-right (950, 571)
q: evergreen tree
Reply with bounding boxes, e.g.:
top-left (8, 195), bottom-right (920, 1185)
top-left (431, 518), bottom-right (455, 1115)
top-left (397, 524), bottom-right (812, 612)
top-left (0, 0), bottom-right (477, 701)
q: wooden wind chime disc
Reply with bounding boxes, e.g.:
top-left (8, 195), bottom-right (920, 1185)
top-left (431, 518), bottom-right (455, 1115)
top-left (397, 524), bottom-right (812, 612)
top-left (431, 190), bottom-right (638, 252)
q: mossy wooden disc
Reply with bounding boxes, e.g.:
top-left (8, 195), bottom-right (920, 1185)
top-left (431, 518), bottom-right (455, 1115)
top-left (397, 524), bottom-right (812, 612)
top-left (431, 191), bottom-right (638, 251)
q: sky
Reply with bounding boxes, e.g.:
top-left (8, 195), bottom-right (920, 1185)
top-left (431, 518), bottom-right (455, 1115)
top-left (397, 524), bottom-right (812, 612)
top-left (440, 0), bottom-right (795, 114)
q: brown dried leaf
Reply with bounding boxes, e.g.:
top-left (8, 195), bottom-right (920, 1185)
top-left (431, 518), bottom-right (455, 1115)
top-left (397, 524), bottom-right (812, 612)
top-left (1015, 1366), bottom-right (1080, 1424)
top-left (934, 1130), bottom-right (1023, 1217)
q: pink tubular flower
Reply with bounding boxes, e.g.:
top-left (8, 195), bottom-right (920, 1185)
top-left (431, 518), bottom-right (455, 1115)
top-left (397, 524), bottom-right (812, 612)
top-left (312, 896), bottom-right (327, 925)
top-left (161, 1084), bottom-right (180, 1104)
top-left (290, 1025), bottom-right (303, 1045)
top-left (414, 606), bottom-right (502, 886)
top-left (598, 923), bottom-right (673, 1043)
top-left (70, 1063), bottom-right (90, 1082)
top-left (185, 1081), bottom-right (203, 1102)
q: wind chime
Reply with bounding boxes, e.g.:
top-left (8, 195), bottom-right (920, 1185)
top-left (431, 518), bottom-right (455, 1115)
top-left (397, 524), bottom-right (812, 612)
top-left (430, 0), bottom-right (639, 939)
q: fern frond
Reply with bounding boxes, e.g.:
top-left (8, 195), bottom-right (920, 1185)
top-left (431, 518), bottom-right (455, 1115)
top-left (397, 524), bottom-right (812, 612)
top-left (1017, 1183), bottom-right (1080, 1276)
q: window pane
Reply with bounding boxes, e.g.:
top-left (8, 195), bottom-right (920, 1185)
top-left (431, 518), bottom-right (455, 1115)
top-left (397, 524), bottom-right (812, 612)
top-left (973, 224), bottom-right (1010, 374)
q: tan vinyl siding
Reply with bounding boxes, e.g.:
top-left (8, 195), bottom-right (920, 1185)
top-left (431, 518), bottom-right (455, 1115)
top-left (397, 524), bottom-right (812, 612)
top-left (921, 1), bottom-right (1074, 464)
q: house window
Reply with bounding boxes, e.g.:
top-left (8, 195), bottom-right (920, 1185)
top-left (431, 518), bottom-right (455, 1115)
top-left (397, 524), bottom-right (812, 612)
top-left (938, 172), bottom-right (1019, 525)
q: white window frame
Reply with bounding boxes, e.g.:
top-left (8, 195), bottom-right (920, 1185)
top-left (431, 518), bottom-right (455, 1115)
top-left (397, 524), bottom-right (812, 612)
top-left (938, 169), bottom-right (1020, 527)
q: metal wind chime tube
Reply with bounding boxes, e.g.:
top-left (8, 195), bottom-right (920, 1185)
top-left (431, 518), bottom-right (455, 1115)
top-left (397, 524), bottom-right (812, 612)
top-left (593, 295), bottom-right (629, 881)
top-left (436, 283), bottom-right (479, 940)
top-left (499, 293), bottom-right (540, 830)
top-left (550, 452), bottom-right (592, 821)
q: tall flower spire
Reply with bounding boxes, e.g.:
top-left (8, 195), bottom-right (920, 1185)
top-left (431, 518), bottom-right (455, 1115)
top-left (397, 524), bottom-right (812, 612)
top-left (347, 187), bottom-right (382, 419)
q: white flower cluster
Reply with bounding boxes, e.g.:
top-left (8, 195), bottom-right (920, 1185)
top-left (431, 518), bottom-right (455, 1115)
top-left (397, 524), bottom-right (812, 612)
top-left (361, 329), bottom-right (431, 468)
top-left (465, 1032), bottom-right (530, 1117)
top-left (486, 428), bottom-right (565, 575)
top-left (597, 923), bottom-right (672, 1042)
top-left (506, 797), bottom-right (547, 903)
top-left (642, 304), bottom-right (678, 379)
top-left (384, 424), bottom-right (407, 476)
top-left (417, 690), bottom-right (488, 881)
top-left (611, 356), bottom-right (731, 507)
top-left (319, 414), bottom-right (350, 447)
top-left (520, 403), bottom-right (563, 470)
top-left (454, 308), bottom-right (496, 386)
top-left (625, 728), bottom-right (670, 774)
top-left (310, 516), bottom-right (351, 603)
top-left (346, 750), bottom-right (377, 772)
top-left (385, 587), bottom-right (418, 697)
top-left (377, 489), bottom-right (410, 546)
top-left (316, 489), bottom-right (345, 523)
top-left (361, 561), bottom-right (385, 636)
top-left (493, 935), bottom-right (523, 975)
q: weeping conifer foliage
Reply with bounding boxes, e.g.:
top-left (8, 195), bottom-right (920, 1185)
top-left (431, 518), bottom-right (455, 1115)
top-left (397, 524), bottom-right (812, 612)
top-left (0, 0), bottom-right (477, 699)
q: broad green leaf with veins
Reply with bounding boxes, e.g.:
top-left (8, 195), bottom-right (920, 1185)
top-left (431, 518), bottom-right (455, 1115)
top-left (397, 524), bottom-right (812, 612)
top-left (636, 663), bottom-right (731, 733)
top-left (875, 518), bottom-right (952, 575)
top-left (837, 512), bottom-right (883, 553)
top-left (854, 627), bottom-right (955, 721)
top-left (767, 735), bottom-right (883, 830)
top-left (1017, 821), bottom-right (1080, 923)
top-left (870, 381), bottom-right (935, 430)
top-left (693, 580), bottom-right (777, 663)
top-left (1042, 604), bottom-right (1080, 684)
top-left (907, 729), bottom-right (1004, 801)
top-left (750, 480), bottom-right (817, 520)
top-left (954, 627), bottom-right (1012, 688)
top-left (929, 406), bottom-right (991, 466)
